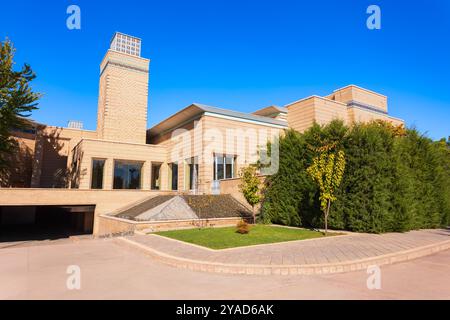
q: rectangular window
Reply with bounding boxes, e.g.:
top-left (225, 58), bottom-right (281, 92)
top-left (214, 156), bottom-right (224, 180)
top-left (185, 157), bottom-right (198, 191)
top-left (70, 160), bottom-right (79, 189)
top-left (169, 162), bottom-right (178, 191)
top-left (91, 159), bottom-right (105, 189)
top-left (214, 154), bottom-right (236, 180)
top-left (70, 150), bottom-right (81, 189)
top-left (113, 161), bottom-right (143, 189)
top-left (225, 156), bottom-right (234, 179)
top-left (189, 163), bottom-right (199, 190)
top-left (151, 163), bottom-right (162, 190)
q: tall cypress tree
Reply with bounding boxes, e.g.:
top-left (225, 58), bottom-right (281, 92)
top-left (262, 120), bottom-right (449, 233)
top-left (262, 129), bottom-right (315, 226)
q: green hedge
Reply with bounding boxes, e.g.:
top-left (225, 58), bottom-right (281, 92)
top-left (262, 120), bottom-right (450, 233)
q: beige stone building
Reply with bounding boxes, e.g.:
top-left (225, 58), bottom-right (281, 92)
top-left (0, 33), bottom-right (404, 237)
top-left (3, 32), bottom-right (404, 194)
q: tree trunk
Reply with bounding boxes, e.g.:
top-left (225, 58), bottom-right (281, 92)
top-left (325, 199), bottom-right (331, 236)
top-left (252, 205), bottom-right (256, 224)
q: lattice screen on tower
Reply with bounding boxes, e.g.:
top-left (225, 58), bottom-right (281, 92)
top-left (110, 32), bottom-right (141, 57)
top-left (67, 120), bottom-right (83, 130)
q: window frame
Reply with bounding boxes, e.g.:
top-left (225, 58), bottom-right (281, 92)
top-left (185, 157), bottom-right (199, 191)
top-left (169, 162), bottom-right (179, 191)
top-left (151, 162), bottom-right (163, 190)
top-left (113, 160), bottom-right (144, 190)
top-left (213, 154), bottom-right (236, 181)
top-left (90, 158), bottom-right (106, 190)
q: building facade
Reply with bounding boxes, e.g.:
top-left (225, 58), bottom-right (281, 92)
top-left (3, 32), bottom-right (404, 194)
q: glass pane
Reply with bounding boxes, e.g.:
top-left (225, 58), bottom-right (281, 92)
top-left (113, 162), bottom-right (125, 189)
top-left (217, 164), bottom-right (224, 180)
top-left (114, 161), bottom-right (142, 189)
top-left (216, 156), bottom-right (224, 180)
top-left (91, 159), bottom-right (105, 189)
top-left (213, 157), bottom-right (216, 181)
top-left (189, 164), bottom-right (198, 190)
top-left (128, 164), bottom-right (142, 189)
top-left (225, 156), bottom-right (234, 179)
top-left (171, 163), bottom-right (178, 190)
top-left (151, 164), bottom-right (161, 190)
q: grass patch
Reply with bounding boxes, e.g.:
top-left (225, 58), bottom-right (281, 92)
top-left (155, 225), bottom-right (336, 250)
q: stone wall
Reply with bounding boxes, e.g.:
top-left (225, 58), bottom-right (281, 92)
top-left (219, 176), bottom-right (266, 210)
top-left (0, 130), bottom-right (36, 188)
top-left (287, 96), bottom-right (349, 133)
top-left (327, 85), bottom-right (388, 112)
top-left (97, 50), bottom-right (150, 144)
top-left (70, 139), bottom-right (168, 190)
top-left (31, 126), bottom-right (97, 188)
top-left (0, 189), bottom-right (176, 235)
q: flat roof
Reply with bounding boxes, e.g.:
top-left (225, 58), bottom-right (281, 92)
top-left (332, 84), bottom-right (387, 98)
top-left (148, 103), bottom-right (288, 137)
top-left (284, 95), bottom-right (348, 108)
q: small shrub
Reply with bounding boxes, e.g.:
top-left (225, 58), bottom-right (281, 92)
top-left (239, 166), bottom-right (262, 224)
top-left (236, 221), bottom-right (250, 234)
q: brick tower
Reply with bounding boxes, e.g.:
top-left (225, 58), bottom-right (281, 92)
top-left (96, 32), bottom-right (150, 144)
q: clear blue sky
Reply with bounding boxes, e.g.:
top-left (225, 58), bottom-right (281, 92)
top-left (1, 0), bottom-right (449, 140)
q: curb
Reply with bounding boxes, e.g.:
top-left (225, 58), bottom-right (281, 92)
top-left (116, 236), bottom-right (450, 276)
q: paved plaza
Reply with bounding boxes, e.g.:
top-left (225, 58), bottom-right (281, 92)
top-left (119, 229), bottom-right (450, 275)
top-left (0, 237), bottom-right (449, 300)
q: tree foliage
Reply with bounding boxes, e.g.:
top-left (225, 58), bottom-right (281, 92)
top-left (239, 165), bottom-right (262, 223)
top-left (0, 39), bottom-right (41, 173)
top-left (262, 120), bottom-right (450, 233)
top-left (307, 149), bottom-right (346, 234)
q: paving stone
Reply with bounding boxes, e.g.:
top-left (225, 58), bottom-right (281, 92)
top-left (124, 229), bottom-right (450, 275)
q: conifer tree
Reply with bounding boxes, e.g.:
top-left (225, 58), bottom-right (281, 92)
top-left (262, 120), bottom-right (450, 233)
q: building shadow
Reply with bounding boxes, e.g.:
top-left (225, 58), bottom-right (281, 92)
top-left (0, 132), bottom-right (34, 188)
top-left (33, 127), bottom-right (86, 188)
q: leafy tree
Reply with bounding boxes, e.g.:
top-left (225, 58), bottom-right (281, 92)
top-left (0, 39), bottom-right (41, 174)
top-left (239, 165), bottom-right (262, 224)
top-left (307, 149), bottom-right (346, 235)
top-left (261, 122), bottom-right (349, 229)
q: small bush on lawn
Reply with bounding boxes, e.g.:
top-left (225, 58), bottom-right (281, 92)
top-left (236, 221), bottom-right (250, 234)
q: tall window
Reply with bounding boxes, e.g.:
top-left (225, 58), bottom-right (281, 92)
top-left (70, 149), bottom-right (81, 189)
top-left (189, 163), bottom-right (199, 190)
top-left (91, 159), bottom-right (105, 189)
top-left (185, 157), bottom-right (198, 191)
top-left (113, 161), bottom-right (143, 189)
top-left (169, 162), bottom-right (178, 191)
top-left (151, 163), bottom-right (162, 190)
top-left (213, 155), bottom-right (236, 180)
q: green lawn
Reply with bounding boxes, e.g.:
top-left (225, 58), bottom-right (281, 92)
top-left (154, 225), bottom-right (335, 250)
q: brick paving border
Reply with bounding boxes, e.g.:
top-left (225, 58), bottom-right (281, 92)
top-left (116, 229), bottom-right (450, 276)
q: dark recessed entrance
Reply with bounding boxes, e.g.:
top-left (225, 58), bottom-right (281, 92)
top-left (0, 205), bottom-right (95, 243)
